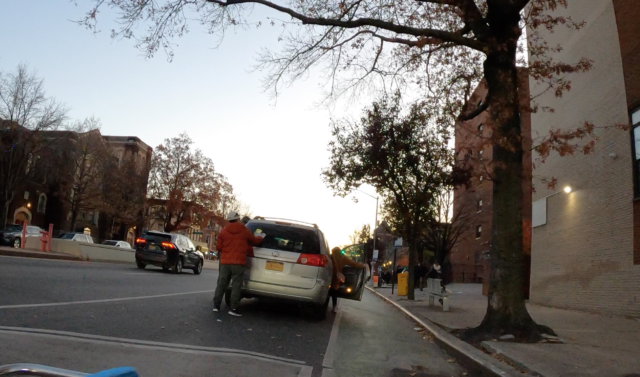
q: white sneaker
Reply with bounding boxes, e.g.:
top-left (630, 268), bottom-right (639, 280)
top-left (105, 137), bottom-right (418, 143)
top-left (212, 307), bottom-right (220, 312)
top-left (229, 309), bottom-right (242, 317)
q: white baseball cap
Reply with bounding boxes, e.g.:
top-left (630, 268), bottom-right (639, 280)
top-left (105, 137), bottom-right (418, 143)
top-left (226, 211), bottom-right (241, 221)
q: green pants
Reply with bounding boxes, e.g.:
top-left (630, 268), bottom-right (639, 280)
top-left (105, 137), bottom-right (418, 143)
top-left (213, 264), bottom-right (245, 310)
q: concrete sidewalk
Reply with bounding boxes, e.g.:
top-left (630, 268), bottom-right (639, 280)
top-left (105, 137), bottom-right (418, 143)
top-left (374, 283), bottom-right (640, 377)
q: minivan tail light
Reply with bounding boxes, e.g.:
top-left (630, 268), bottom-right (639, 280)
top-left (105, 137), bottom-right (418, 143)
top-left (161, 242), bottom-right (175, 249)
top-left (296, 254), bottom-right (328, 267)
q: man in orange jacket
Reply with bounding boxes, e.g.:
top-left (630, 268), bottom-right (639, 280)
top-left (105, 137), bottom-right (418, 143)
top-left (213, 211), bottom-right (263, 317)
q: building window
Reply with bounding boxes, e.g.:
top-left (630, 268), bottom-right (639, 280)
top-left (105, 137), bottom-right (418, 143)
top-left (632, 108), bottom-right (640, 196)
top-left (476, 226), bottom-right (482, 239)
top-left (477, 123), bottom-right (483, 135)
top-left (37, 194), bottom-right (47, 214)
top-left (477, 199), bottom-right (482, 212)
top-left (479, 175), bottom-right (483, 185)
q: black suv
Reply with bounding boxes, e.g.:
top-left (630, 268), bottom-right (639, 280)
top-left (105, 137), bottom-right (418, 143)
top-left (134, 231), bottom-right (204, 275)
top-left (1, 225), bottom-right (44, 248)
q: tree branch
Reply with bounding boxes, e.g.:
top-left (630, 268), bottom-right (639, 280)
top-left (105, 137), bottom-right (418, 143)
top-left (207, 0), bottom-right (486, 51)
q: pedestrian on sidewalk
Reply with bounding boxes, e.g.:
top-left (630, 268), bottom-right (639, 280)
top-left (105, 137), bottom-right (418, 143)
top-left (426, 262), bottom-right (446, 305)
top-left (329, 246), bottom-right (368, 313)
top-left (212, 211), bottom-right (264, 317)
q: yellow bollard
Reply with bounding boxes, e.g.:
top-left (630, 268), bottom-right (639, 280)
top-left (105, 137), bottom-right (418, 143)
top-left (397, 272), bottom-right (408, 296)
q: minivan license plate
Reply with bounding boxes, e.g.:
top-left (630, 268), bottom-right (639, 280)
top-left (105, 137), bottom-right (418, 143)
top-left (265, 261), bottom-right (284, 272)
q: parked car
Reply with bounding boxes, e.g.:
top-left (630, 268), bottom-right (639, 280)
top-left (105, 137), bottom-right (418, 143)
top-left (134, 231), bottom-right (204, 275)
top-left (0, 225), bottom-right (44, 248)
top-left (241, 217), bottom-right (367, 319)
top-left (58, 233), bottom-right (94, 243)
top-left (102, 240), bottom-right (133, 249)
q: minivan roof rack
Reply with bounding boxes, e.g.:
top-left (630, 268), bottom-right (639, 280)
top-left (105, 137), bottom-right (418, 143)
top-left (253, 216), bottom-right (318, 228)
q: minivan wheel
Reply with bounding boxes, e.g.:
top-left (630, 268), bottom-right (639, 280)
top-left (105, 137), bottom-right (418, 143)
top-left (193, 260), bottom-right (203, 275)
top-left (173, 258), bottom-right (183, 274)
top-left (136, 260), bottom-right (146, 269)
top-left (13, 238), bottom-right (21, 249)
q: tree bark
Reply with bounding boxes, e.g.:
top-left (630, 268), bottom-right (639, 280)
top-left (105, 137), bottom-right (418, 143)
top-left (464, 10), bottom-right (554, 343)
top-left (407, 236), bottom-right (419, 300)
top-left (69, 210), bottom-right (78, 232)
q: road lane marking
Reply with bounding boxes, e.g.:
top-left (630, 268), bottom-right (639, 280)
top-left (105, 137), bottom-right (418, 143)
top-left (0, 326), bottom-right (307, 367)
top-left (321, 309), bottom-right (342, 369)
top-left (0, 290), bottom-right (216, 310)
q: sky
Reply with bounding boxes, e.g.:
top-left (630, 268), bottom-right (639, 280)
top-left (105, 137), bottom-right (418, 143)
top-left (0, 0), bottom-right (379, 246)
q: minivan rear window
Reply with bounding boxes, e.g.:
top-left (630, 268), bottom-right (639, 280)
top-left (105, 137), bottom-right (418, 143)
top-left (143, 232), bottom-right (172, 244)
top-left (247, 223), bottom-right (320, 254)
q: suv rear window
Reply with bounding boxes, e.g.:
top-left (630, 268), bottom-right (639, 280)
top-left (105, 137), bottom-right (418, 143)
top-left (143, 232), bottom-right (172, 244)
top-left (247, 223), bottom-right (320, 254)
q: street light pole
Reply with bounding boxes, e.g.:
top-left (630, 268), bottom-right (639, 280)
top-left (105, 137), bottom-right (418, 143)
top-left (356, 189), bottom-right (379, 287)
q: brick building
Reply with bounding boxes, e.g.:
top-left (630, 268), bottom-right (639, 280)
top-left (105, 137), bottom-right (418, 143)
top-left (451, 71), bottom-right (532, 296)
top-left (3, 129), bottom-right (152, 243)
top-left (528, 0), bottom-right (640, 317)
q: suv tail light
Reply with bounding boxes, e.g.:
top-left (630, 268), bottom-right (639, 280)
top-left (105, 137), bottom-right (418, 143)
top-left (296, 254), bottom-right (328, 267)
top-left (135, 238), bottom-right (147, 244)
top-left (161, 242), bottom-right (175, 249)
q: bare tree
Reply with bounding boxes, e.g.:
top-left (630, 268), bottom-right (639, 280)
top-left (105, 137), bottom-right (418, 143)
top-left (52, 117), bottom-right (112, 232)
top-left (422, 189), bottom-right (468, 265)
top-left (0, 64), bottom-right (68, 228)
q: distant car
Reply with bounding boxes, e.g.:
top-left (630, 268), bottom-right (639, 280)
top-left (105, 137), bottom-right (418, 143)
top-left (134, 231), bottom-right (204, 275)
top-left (0, 225), bottom-right (44, 248)
top-left (59, 233), bottom-right (94, 243)
top-left (102, 240), bottom-right (133, 249)
top-left (241, 217), bottom-right (367, 319)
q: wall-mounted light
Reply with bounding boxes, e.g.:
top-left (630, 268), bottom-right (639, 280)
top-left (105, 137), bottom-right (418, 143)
top-left (26, 203), bottom-right (31, 208)
top-left (564, 186), bottom-right (572, 194)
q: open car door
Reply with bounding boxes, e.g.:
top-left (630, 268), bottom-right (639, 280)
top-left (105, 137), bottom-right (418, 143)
top-left (334, 244), bottom-right (367, 301)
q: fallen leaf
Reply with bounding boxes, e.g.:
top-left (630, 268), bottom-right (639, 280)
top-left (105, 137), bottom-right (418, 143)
top-left (287, 354), bottom-right (292, 356)
top-left (217, 319), bottom-right (222, 322)
top-left (278, 346), bottom-right (282, 349)
top-left (410, 373), bottom-right (416, 376)
top-left (413, 327), bottom-right (422, 331)
top-left (247, 328), bottom-right (253, 331)
top-left (161, 326), bottom-right (165, 329)
top-left (447, 358), bottom-right (455, 363)
top-left (296, 334), bottom-right (302, 337)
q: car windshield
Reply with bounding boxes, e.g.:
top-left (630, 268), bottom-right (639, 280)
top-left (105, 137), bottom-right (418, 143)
top-left (247, 223), bottom-right (320, 254)
top-left (2, 225), bottom-right (22, 232)
top-left (59, 233), bottom-right (76, 239)
top-left (102, 241), bottom-right (118, 246)
top-left (143, 232), bottom-right (172, 243)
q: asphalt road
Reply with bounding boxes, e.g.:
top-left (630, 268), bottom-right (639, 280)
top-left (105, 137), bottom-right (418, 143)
top-left (0, 256), bottom-right (471, 377)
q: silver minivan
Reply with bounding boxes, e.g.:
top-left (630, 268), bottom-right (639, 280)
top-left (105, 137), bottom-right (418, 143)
top-left (236, 217), bottom-right (367, 319)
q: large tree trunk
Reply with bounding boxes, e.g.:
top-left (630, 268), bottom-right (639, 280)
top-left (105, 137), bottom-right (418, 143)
top-left (464, 10), bottom-right (554, 343)
top-left (69, 210), bottom-right (79, 232)
top-left (407, 236), bottom-right (418, 300)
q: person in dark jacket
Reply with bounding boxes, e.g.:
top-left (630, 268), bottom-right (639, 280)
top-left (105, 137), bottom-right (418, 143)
top-left (426, 262), bottom-right (445, 304)
top-left (212, 211), bottom-right (263, 317)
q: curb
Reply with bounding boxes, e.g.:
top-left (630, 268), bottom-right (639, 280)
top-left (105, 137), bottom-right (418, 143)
top-left (481, 341), bottom-right (542, 377)
top-left (365, 286), bottom-right (521, 377)
top-left (0, 249), bottom-right (82, 262)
